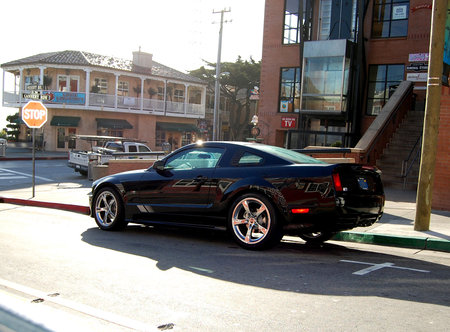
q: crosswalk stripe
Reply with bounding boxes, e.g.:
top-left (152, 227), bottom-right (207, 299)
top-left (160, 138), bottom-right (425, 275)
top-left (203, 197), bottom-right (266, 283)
top-left (0, 176), bottom-right (27, 180)
top-left (0, 168), bottom-right (53, 181)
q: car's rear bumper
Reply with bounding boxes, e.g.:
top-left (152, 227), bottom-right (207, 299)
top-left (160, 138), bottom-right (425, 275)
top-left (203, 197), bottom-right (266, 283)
top-left (284, 193), bottom-right (385, 233)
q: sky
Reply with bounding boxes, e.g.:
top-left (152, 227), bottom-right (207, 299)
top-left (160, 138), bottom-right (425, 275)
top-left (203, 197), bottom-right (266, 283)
top-left (0, 0), bottom-right (265, 130)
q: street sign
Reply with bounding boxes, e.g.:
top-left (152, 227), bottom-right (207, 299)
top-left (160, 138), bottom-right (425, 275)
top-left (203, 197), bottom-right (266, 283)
top-left (22, 101), bottom-right (48, 128)
top-left (23, 92), bottom-right (50, 101)
top-left (26, 84), bottom-right (44, 90)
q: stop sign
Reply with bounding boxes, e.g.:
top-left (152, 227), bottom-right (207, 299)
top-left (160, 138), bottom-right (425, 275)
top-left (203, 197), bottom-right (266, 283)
top-left (22, 101), bottom-right (48, 128)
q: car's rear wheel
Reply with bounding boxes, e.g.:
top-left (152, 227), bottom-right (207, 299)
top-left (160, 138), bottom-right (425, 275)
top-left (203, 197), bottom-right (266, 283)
top-left (93, 187), bottom-right (127, 231)
top-left (299, 231), bottom-right (335, 244)
top-left (228, 193), bottom-right (282, 250)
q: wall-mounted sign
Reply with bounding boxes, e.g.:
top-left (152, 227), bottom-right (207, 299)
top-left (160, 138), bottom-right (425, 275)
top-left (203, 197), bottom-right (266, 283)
top-left (407, 72), bottom-right (428, 82)
top-left (411, 4), bottom-right (432, 13)
top-left (406, 63), bottom-right (428, 71)
top-left (46, 92), bottom-right (86, 105)
top-left (409, 53), bottom-right (429, 62)
top-left (281, 117), bottom-right (297, 128)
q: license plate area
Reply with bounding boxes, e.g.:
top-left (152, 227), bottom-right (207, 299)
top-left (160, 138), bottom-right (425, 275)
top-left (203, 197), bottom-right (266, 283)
top-left (358, 177), bottom-right (369, 190)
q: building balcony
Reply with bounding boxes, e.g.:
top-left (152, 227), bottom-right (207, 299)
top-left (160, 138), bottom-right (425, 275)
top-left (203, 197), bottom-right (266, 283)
top-left (2, 90), bottom-right (205, 119)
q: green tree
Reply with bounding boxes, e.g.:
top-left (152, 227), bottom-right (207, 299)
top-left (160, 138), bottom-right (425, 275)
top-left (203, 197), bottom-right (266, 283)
top-left (0, 129), bottom-right (7, 139)
top-left (189, 56), bottom-right (261, 141)
top-left (5, 112), bottom-right (20, 141)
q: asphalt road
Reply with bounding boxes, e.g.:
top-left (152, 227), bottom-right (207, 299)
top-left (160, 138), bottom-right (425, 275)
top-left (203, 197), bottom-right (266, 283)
top-left (0, 159), bottom-right (91, 192)
top-left (0, 202), bottom-right (449, 331)
top-left (0, 160), bottom-right (449, 331)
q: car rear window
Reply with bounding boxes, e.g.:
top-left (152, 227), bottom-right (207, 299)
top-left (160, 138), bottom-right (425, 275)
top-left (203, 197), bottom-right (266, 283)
top-left (251, 145), bottom-right (325, 164)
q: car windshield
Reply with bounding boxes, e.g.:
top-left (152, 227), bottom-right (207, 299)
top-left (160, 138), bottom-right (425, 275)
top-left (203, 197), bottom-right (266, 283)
top-left (251, 144), bottom-right (326, 164)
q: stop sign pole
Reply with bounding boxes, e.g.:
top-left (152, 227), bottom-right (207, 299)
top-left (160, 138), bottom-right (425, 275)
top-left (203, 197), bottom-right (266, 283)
top-left (21, 101), bottom-right (48, 198)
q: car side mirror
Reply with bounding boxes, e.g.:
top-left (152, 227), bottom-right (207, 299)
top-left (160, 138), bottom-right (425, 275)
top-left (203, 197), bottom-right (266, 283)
top-left (153, 160), bottom-right (165, 171)
top-left (153, 160), bottom-right (173, 171)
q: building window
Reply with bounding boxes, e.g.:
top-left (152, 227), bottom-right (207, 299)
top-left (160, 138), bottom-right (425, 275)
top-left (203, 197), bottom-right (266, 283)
top-left (24, 75), bottom-right (39, 90)
top-left (57, 75), bottom-right (79, 92)
top-left (319, 0), bottom-right (332, 40)
top-left (94, 78), bottom-right (108, 94)
top-left (181, 132), bottom-right (193, 146)
top-left (174, 89), bottom-right (185, 102)
top-left (279, 67), bottom-right (301, 113)
top-left (157, 87), bottom-right (165, 100)
top-left (118, 81), bottom-right (129, 96)
top-left (284, 0), bottom-right (300, 44)
top-left (372, 0), bottom-right (409, 38)
top-left (319, 0), bottom-right (358, 40)
top-left (156, 128), bottom-right (166, 148)
top-left (96, 128), bottom-right (123, 137)
top-left (283, 0), bottom-right (311, 44)
top-left (366, 64), bottom-right (404, 115)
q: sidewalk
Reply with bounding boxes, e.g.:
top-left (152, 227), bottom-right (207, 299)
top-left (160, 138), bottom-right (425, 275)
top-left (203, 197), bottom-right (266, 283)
top-left (1, 147), bottom-right (449, 252)
top-left (0, 146), bottom-right (68, 161)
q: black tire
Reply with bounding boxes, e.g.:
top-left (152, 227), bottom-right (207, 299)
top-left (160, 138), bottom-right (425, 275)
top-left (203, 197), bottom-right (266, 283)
top-left (93, 187), bottom-right (127, 231)
top-left (79, 170), bottom-right (88, 176)
top-left (299, 231), bottom-right (335, 244)
top-left (228, 193), bottom-right (282, 250)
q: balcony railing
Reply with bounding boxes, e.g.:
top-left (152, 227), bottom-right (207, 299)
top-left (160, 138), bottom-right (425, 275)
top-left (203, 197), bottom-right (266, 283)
top-left (2, 90), bottom-right (205, 118)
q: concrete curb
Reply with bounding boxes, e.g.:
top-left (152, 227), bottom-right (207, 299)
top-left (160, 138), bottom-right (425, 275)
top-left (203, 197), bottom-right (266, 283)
top-left (332, 231), bottom-right (450, 253)
top-left (0, 196), bottom-right (90, 215)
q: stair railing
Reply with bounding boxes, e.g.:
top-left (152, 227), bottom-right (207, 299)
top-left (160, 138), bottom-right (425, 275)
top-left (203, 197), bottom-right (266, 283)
top-left (355, 81), bottom-right (414, 165)
top-left (401, 133), bottom-right (422, 190)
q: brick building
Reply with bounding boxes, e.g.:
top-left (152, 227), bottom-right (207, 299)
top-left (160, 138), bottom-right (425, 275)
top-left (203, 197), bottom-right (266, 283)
top-left (259, 0), bottom-right (431, 148)
top-left (258, 0), bottom-right (449, 210)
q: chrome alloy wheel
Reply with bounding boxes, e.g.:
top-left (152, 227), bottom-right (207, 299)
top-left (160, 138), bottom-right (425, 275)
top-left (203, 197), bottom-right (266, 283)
top-left (231, 197), bottom-right (271, 245)
top-left (95, 190), bottom-right (118, 227)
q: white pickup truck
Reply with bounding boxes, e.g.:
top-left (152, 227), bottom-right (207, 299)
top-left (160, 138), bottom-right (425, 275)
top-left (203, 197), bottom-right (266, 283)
top-left (68, 139), bottom-right (153, 176)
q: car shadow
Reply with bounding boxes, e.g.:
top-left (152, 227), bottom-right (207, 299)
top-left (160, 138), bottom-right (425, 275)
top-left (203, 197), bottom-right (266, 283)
top-left (81, 225), bottom-right (450, 307)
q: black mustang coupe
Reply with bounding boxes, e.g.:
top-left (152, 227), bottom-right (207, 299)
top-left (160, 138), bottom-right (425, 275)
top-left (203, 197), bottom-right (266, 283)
top-left (90, 141), bottom-right (384, 250)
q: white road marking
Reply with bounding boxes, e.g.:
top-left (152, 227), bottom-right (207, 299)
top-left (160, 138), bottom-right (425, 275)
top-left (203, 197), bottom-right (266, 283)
top-left (0, 176), bottom-right (27, 180)
top-left (0, 277), bottom-right (155, 331)
top-left (0, 168), bottom-right (53, 182)
top-left (340, 260), bottom-right (430, 275)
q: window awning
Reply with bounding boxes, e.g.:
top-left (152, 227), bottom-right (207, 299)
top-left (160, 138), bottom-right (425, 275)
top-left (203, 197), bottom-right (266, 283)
top-left (157, 122), bottom-right (199, 133)
top-left (50, 116), bottom-right (81, 127)
top-left (96, 118), bottom-right (133, 129)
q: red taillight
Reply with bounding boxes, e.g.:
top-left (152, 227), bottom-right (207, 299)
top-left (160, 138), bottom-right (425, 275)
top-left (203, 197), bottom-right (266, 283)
top-left (291, 208), bottom-right (310, 214)
top-left (332, 172), bottom-right (343, 192)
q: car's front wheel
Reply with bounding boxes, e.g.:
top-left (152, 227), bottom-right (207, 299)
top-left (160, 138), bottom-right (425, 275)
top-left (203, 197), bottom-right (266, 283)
top-left (228, 193), bottom-right (282, 250)
top-left (93, 187), bottom-right (127, 231)
top-left (299, 231), bottom-right (335, 244)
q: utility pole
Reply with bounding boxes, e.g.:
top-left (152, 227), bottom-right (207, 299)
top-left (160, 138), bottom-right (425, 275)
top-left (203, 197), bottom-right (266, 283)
top-left (212, 8), bottom-right (231, 141)
top-left (414, 0), bottom-right (447, 230)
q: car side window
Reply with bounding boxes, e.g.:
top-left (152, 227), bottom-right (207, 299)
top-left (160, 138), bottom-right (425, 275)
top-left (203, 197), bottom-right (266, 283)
top-left (128, 145), bottom-right (137, 153)
top-left (139, 145), bottom-right (151, 152)
top-left (165, 147), bottom-right (224, 170)
top-left (238, 152), bottom-right (264, 166)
